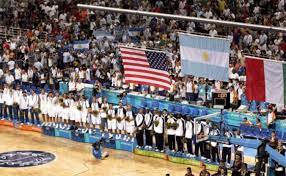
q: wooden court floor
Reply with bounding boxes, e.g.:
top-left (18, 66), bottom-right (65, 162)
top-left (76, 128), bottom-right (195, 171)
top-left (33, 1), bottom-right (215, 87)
top-left (0, 126), bottom-right (210, 176)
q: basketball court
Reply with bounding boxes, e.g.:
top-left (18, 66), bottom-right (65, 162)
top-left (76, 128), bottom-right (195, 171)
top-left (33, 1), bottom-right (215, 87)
top-left (0, 126), bottom-right (210, 176)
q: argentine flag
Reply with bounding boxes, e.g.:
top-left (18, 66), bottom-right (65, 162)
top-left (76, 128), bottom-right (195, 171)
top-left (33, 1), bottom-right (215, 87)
top-left (179, 33), bottom-right (231, 82)
top-left (73, 40), bottom-right (90, 50)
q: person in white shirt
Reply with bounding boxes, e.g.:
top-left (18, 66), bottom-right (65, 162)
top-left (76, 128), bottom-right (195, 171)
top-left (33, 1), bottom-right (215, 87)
top-left (14, 64), bottom-right (22, 85)
top-left (185, 116), bottom-right (194, 156)
top-left (39, 89), bottom-right (48, 125)
top-left (144, 108), bottom-right (153, 149)
top-left (19, 91), bottom-right (29, 124)
top-left (61, 96), bottom-right (70, 129)
top-left (175, 114), bottom-right (185, 152)
top-left (91, 96), bottom-right (101, 129)
top-left (201, 120), bottom-right (211, 160)
top-left (222, 129), bottom-right (233, 165)
top-left (4, 87), bottom-right (13, 120)
top-left (5, 71), bottom-right (15, 85)
top-left (243, 31), bottom-right (253, 47)
top-left (209, 125), bottom-right (220, 163)
top-left (115, 102), bottom-right (126, 139)
top-left (27, 67), bottom-right (34, 85)
top-left (28, 90), bottom-right (40, 125)
top-left (21, 70), bottom-right (29, 86)
top-left (166, 113), bottom-right (176, 151)
top-left (7, 59), bottom-right (15, 71)
top-left (13, 85), bottom-right (21, 121)
top-left (154, 110), bottom-right (164, 152)
top-left (186, 78), bottom-right (193, 101)
top-left (51, 92), bottom-right (60, 126)
top-left (195, 120), bottom-right (204, 157)
top-left (135, 108), bottom-right (144, 146)
top-left (46, 92), bottom-right (55, 126)
top-left (80, 96), bottom-right (90, 131)
top-left (0, 88), bottom-right (4, 119)
top-left (73, 97), bottom-right (82, 128)
top-left (100, 106), bottom-right (108, 132)
top-left (107, 104), bottom-right (116, 136)
top-left (125, 105), bottom-right (135, 141)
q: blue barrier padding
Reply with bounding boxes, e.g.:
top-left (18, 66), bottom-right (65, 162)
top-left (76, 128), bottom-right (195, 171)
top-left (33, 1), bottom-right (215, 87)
top-left (98, 89), bottom-right (286, 132)
top-left (85, 133), bottom-right (102, 143)
top-left (266, 144), bottom-right (286, 167)
top-left (42, 126), bottom-right (55, 136)
top-left (71, 131), bottom-right (85, 143)
top-left (229, 137), bottom-right (261, 149)
top-left (115, 136), bottom-right (137, 152)
top-left (103, 138), bottom-right (116, 149)
top-left (55, 129), bottom-right (72, 139)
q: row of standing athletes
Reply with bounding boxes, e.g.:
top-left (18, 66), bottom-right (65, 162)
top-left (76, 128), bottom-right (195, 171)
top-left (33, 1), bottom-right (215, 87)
top-left (0, 88), bottom-right (222, 156)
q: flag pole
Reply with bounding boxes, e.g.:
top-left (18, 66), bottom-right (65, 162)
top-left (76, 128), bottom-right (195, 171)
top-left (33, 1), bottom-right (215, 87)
top-left (177, 31), bottom-right (231, 41)
top-left (244, 55), bottom-right (286, 64)
top-left (77, 4), bottom-right (286, 33)
top-left (175, 29), bottom-right (229, 40)
top-left (118, 44), bottom-right (170, 55)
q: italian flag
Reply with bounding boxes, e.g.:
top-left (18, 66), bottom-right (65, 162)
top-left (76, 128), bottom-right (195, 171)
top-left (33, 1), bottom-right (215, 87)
top-left (245, 56), bottom-right (286, 105)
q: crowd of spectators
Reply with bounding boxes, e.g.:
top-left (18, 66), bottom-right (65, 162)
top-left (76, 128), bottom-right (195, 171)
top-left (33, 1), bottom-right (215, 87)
top-left (0, 0), bottom-right (285, 114)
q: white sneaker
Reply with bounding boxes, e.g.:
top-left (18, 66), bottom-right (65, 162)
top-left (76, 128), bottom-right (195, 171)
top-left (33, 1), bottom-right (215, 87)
top-left (201, 156), bottom-right (206, 160)
top-left (155, 149), bottom-right (160, 152)
top-left (160, 150), bottom-right (164, 153)
top-left (89, 129), bottom-right (92, 134)
top-left (123, 135), bottom-right (127, 141)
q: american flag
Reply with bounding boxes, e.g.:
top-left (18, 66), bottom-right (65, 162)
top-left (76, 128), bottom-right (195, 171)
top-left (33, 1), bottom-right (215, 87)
top-left (120, 47), bottom-right (171, 90)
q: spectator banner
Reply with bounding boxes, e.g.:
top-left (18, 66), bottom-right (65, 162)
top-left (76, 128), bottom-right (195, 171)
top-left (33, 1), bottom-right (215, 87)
top-left (120, 47), bottom-right (171, 90)
top-left (245, 56), bottom-right (286, 105)
top-left (93, 30), bottom-right (115, 40)
top-left (128, 27), bottom-right (143, 37)
top-left (73, 40), bottom-right (90, 50)
top-left (128, 28), bottom-right (144, 43)
top-left (179, 33), bottom-right (231, 81)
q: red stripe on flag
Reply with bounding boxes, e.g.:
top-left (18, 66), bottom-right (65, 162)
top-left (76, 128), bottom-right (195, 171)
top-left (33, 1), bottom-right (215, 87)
top-left (121, 51), bottom-right (146, 56)
top-left (122, 57), bottom-right (147, 62)
top-left (124, 68), bottom-right (169, 77)
top-left (124, 74), bottom-right (171, 84)
top-left (122, 62), bottom-right (149, 67)
top-left (125, 80), bottom-right (170, 90)
top-left (245, 57), bottom-right (266, 102)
